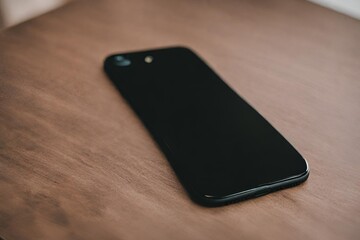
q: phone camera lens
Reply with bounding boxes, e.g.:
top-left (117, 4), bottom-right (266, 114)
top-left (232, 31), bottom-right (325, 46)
top-left (144, 56), bottom-right (153, 63)
top-left (114, 55), bottom-right (131, 66)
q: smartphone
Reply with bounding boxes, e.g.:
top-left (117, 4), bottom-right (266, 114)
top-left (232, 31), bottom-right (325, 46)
top-left (103, 47), bottom-right (309, 206)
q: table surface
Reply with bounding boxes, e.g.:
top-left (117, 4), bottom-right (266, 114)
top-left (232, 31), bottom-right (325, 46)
top-left (1, 0), bottom-right (359, 239)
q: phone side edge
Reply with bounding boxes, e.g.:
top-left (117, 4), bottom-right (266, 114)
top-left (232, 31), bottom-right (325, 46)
top-left (190, 162), bottom-right (310, 207)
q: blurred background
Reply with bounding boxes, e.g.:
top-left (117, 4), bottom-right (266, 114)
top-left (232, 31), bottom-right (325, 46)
top-left (0, 0), bottom-right (70, 29)
top-left (0, 0), bottom-right (360, 30)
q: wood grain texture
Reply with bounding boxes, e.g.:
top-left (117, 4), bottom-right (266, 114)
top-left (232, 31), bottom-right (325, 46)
top-left (0, 0), bottom-right (359, 239)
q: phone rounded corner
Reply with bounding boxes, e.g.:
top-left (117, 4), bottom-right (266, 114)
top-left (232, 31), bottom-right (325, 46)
top-left (299, 156), bottom-right (310, 181)
top-left (171, 45), bottom-right (197, 55)
top-left (300, 163), bottom-right (310, 182)
top-left (103, 54), bottom-right (116, 70)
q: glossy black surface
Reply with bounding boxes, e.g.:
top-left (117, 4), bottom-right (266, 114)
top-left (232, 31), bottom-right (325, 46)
top-left (104, 47), bottom-right (309, 206)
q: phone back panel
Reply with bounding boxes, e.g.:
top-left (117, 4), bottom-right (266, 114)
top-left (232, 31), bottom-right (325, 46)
top-left (104, 47), bottom-right (308, 206)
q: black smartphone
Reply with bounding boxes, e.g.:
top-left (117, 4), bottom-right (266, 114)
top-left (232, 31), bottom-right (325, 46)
top-left (104, 47), bottom-right (309, 206)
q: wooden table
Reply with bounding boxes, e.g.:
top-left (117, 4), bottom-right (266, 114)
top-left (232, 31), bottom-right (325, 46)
top-left (1, 0), bottom-right (359, 239)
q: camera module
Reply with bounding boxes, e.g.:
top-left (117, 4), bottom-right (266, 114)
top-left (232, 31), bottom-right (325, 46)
top-left (144, 56), bottom-right (153, 63)
top-left (114, 55), bottom-right (131, 66)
